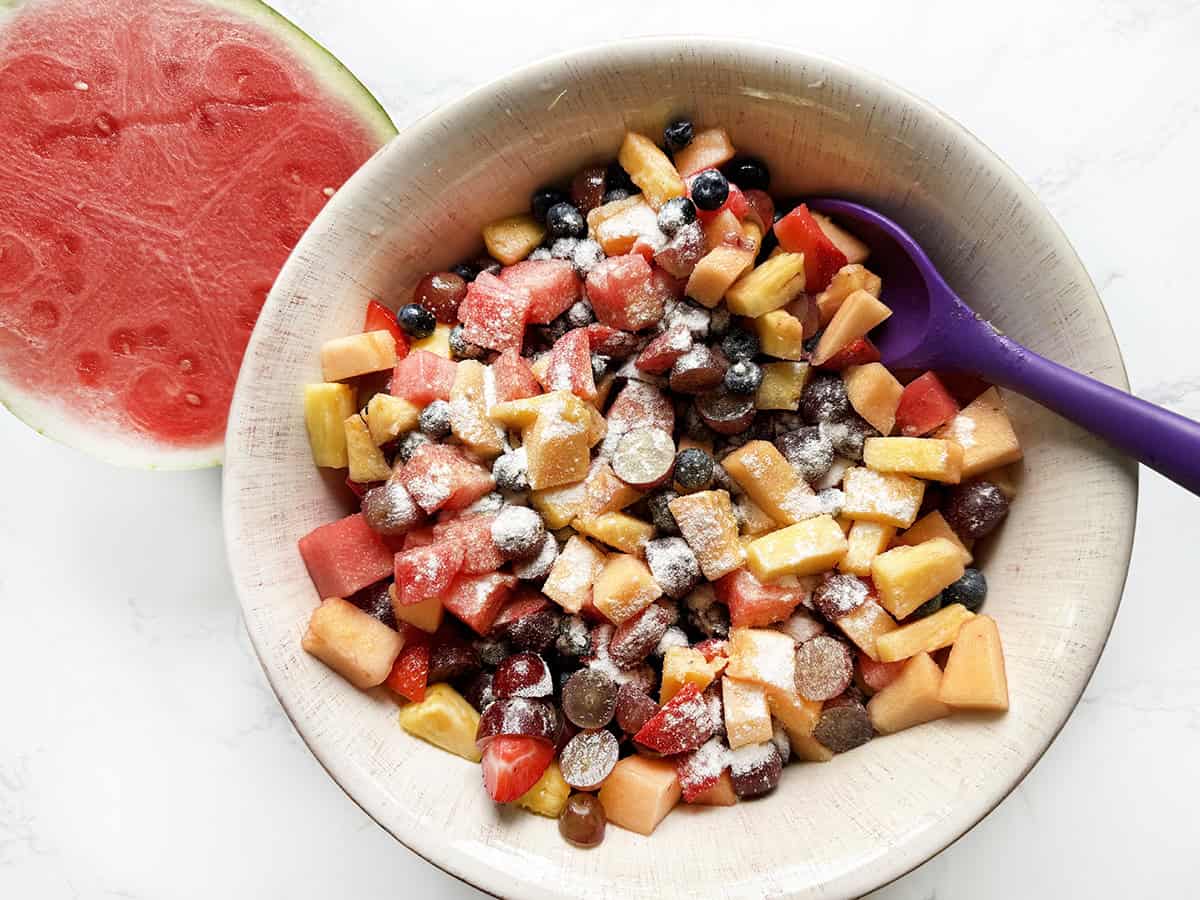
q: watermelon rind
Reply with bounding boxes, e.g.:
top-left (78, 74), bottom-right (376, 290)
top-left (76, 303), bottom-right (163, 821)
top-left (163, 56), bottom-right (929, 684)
top-left (0, 0), bottom-right (396, 470)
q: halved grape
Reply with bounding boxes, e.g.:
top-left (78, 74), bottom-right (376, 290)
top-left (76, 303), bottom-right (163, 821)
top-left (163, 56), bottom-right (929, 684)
top-left (562, 669), bottom-right (618, 730)
top-left (475, 696), bottom-right (559, 748)
top-left (492, 652), bottom-right (552, 699)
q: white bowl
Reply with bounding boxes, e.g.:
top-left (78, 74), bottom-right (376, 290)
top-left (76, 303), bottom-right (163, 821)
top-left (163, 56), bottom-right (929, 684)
top-left (223, 38), bottom-right (1137, 899)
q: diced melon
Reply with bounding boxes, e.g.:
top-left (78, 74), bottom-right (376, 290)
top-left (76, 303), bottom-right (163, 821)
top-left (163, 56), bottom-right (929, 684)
top-left (530, 476), bottom-right (590, 530)
top-left (744, 514), bottom-right (849, 581)
top-left (864, 437), bottom-right (963, 483)
top-left (725, 627), bottom-right (796, 697)
top-left (690, 771), bottom-right (738, 806)
top-left (839, 520), bottom-right (896, 576)
top-left (344, 413), bottom-right (393, 483)
top-left (592, 554), bottom-right (662, 624)
top-left (523, 394), bottom-right (593, 490)
top-left (388, 585), bottom-right (444, 634)
top-left (573, 512), bottom-right (654, 556)
top-left (586, 195), bottom-right (659, 256)
top-left (842, 466), bottom-right (925, 529)
top-left (304, 383), bottom-right (357, 468)
top-left (843, 363), bottom-right (903, 435)
top-left (668, 490), bottom-right (745, 580)
top-left (366, 392), bottom-right (421, 446)
top-left (788, 730), bottom-right (835, 763)
top-left (725, 252), bottom-right (807, 317)
top-left (896, 511), bottom-right (973, 565)
top-left (598, 754), bottom-right (681, 835)
top-left (320, 330), bottom-right (398, 382)
top-left (755, 361), bottom-right (809, 411)
top-left (516, 761), bottom-right (571, 817)
top-left (768, 687), bottom-right (822, 737)
top-left (934, 387), bottom-right (1023, 478)
top-left (482, 213), bottom-right (545, 265)
top-left (815, 264), bottom-right (882, 327)
top-left (811, 290), bottom-right (891, 366)
top-left (722, 676), bottom-right (773, 749)
top-left (938, 615), bottom-right (1009, 711)
top-left (578, 462), bottom-right (643, 519)
top-left (754, 309), bottom-right (806, 361)
top-left (397, 682), bottom-right (482, 762)
top-left (672, 127), bottom-right (736, 177)
top-left (661, 645), bottom-right (727, 703)
top-left (686, 243), bottom-right (757, 308)
top-left (832, 596), bottom-right (898, 661)
top-left (302, 597), bottom-right (404, 690)
top-left (618, 132), bottom-right (686, 209)
top-left (734, 495), bottom-right (778, 536)
top-left (722, 440), bottom-right (814, 526)
top-left (449, 360), bottom-right (504, 459)
top-left (875, 603), bottom-right (975, 663)
top-left (542, 535), bottom-right (607, 613)
top-left (871, 538), bottom-right (966, 619)
top-left (867, 652), bottom-right (952, 733)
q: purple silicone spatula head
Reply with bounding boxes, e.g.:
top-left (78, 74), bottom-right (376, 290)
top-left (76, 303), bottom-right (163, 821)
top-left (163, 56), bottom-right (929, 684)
top-left (806, 198), bottom-right (1200, 496)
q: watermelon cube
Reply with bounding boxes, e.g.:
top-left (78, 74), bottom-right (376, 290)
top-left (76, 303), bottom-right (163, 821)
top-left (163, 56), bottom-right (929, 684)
top-left (635, 323), bottom-right (692, 375)
top-left (402, 526), bottom-right (437, 549)
top-left (585, 254), bottom-right (666, 331)
top-left (491, 348), bottom-right (542, 403)
top-left (458, 271), bottom-right (532, 352)
top-left (544, 328), bottom-right (597, 402)
top-left (432, 514), bottom-right (505, 574)
top-left (818, 336), bottom-right (882, 371)
top-left (606, 381), bottom-right (675, 437)
top-left (714, 568), bottom-right (808, 628)
top-left (397, 443), bottom-right (495, 514)
top-left (386, 625), bottom-right (431, 702)
top-left (585, 324), bottom-right (640, 359)
top-left (363, 299), bottom-right (410, 359)
top-left (774, 204), bottom-right (848, 293)
top-left (685, 172), bottom-right (749, 223)
top-left (500, 259), bottom-right (581, 325)
top-left (442, 572), bottom-right (518, 635)
top-left (394, 541), bottom-right (464, 606)
top-left (391, 350), bottom-right (457, 405)
top-left (298, 512), bottom-right (396, 599)
top-left (895, 372), bottom-right (960, 436)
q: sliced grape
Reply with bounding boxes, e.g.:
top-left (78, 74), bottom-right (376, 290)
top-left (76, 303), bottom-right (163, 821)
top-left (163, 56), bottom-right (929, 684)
top-left (696, 390), bottom-right (756, 435)
top-left (794, 635), bottom-right (854, 701)
top-left (475, 696), bottom-right (559, 748)
top-left (492, 652), bottom-right (552, 699)
top-left (729, 741), bottom-right (782, 798)
top-left (811, 574), bottom-right (870, 622)
top-left (362, 480), bottom-right (422, 535)
top-left (669, 345), bottom-right (729, 395)
top-left (611, 427), bottom-right (676, 489)
top-left (608, 604), bottom-right (672, 669)
top-left (812, 702), bottom-right (874, 753)
top-left (562, 669), bottom-right (618, 730)
top-left (614, 682), bottom-right (660, 736)
top-left (559, 729), bottom-right (619, 790)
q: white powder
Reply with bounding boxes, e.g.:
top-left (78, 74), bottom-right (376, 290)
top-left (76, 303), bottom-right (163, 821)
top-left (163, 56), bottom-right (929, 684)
top-left (944, 413), bottom-right (977, 448)
top-left (730, 741), bottom-right (775, 776)
top-left (815, 456), bottom-right (854, 491)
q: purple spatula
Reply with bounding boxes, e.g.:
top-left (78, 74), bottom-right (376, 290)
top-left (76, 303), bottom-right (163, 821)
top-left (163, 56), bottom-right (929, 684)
top-left (807, 198), bottom-right (1200, 495)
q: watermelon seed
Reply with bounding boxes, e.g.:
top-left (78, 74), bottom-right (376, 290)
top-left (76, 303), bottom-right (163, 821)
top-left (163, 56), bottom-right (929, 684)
top-left (322, 187), bottom-right (335, 197)
top-left (185, 393), bottom-right (202, 407)
top-left (178, 358), bottom-right (193, 373)
top-left (73, 81), bottom-right (89, 91)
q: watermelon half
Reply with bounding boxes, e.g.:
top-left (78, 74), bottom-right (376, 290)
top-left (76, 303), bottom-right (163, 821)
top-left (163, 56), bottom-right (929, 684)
top-left (0, 0), bottom-right (395, 467)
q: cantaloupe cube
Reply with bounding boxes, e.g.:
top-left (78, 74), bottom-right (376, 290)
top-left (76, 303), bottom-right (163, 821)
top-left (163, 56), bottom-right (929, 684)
top-left (344, 413), bottom-right (393, 483)
top-left (691, 770), bottom-right (738, 806)
top-left (839, 520), bottom-right (896, 576)
top-left (812, 213), bottom-right (870, 265)
top-left (669, 490), bottom-right (745, 580)
top-left (660, 645), bottom-right (727, 703)
top-left (524, 396), bottom-right (592, 490)
top-left (754, 309), bottom-right (806, 361)
top-left (745, 514), bottom-right (849, 581)
top-left (578, 462), bottom-right (643, 518)
top-left (302, 596), bottom-right (404, 689)
top-left (672, 127), bottom-right (736, 177)
top-left (875, 603), bottom-right (975, 663)
top-left (320, 330), bottom-right (398, 382)
top-left (530, 477), bottom-right (590, 530)
top-left (834, 596), bottom-right (898, 661)
top-left (726, 628), bottom-right (796, 696)
top-left (842, 467), bottom-right (925, 529)
top-left (815, 264), bottom-right (882, 326)
top-left (811, 290), bottom-right (891, 366)
top-left (981, 461), bottom-right (1021, 499)
top-left (767, 687), bottom-right (822, 737)
top-left (934, 387), bottom-right (1023, 478)
top-left (573, 512), bottom-right (655, 555)
top-left (867, 652), bottom-right (952, 733)
top-left (482, 213), bottom-right (545, 265)
top-left (686, 243), bottom-right (757, 308)
top-left (598, 755), bottom-right (682, 835)
top-left (896, 511), bottom-right (973, 565)
top-left (725, 252), bottom-right (807, 317)
top-left (755, 361), bottom-right (809, 411)
top-left (586, 194), bottom-right (660, 256)
top-left (449, 360), bottom-right (504, 459)
top-left (410, 323), bottom-right (453, 359)
top-left (366, 392), bottom-right (421, 446)
top-left (389, 585), bottom-right (444, 634)
top-left (543, 535), bottom-right (607, 613)
top-left (703, 208), bottom-right (745, 253)
top-left (722, 440), bottom-right (815, 526)
top-left (843, 363), bottom-right (903, 435)
top-left (864, 437), bottom-right (963, 483)
top-left (722, 677), bottom-right (774, 749)
top-left (304, 383), bottom-right (357, 467)
top-left (938, 615), bottom-right (1009, 711)
top-left (835, 512), bottom-right (855, 533)
top-left (516, 761), bottom-right (571, 817)
top-left (734, 495), bottom-right (779, 536)
top-left (592, 554), bottom-right (663, 624)
top-left (788, 730), bottom-right (835, 763)
top-left (618, 132), bottom-right (686, 209)
top-left (871, 538), bottom-right (966, 619)
top-left (397, 682), bottom-right (482, 762)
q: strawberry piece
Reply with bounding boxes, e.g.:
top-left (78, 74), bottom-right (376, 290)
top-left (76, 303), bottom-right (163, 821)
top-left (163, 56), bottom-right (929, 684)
top-left (386, 627), bottom-right (431, 701)
top-left (585, 323), bottom-right (639, 358)
top-left (442, 572), bottom-right (518, 635)
top-left (500, 259), bottom-right (581, 325)
top-left (742, 189), bottom-right (775, 232)
top-left (774, 203), bottom-right (848, 293)
top-left (481, 734), bottom-right (557, 803)
top-left (714, 568), bottom-right (808, 628)
top-left (458, 271), bottom-right (532, 352)
top-left (394, 541), bottom-right (464, 606)
top-left (298, 513), bottom-right (396, 599)
top-left (649, 266), bottom-right (686, 304)
top-left (633, 683), bottom-right (717, 755)
top-left (397, 443), bottom-right (495, 514)
top-left (685, 171), bottom-right (749, 223)
top-left (693, 638), bottom-right (730, 663)
top-left (390, 350), bottom-right (458, 405)
top-left (818, 336), bottom-right (882, 371)
top-left (676, 737), bottom-right (731, 802)
top-left (859, 651), bottom-right (906, 693)
top-left (363, 299), bottom-right (410, 359)
top-left (402, 526), bottom-right (437, 549)
top-left (585, 254), bottom-right (666, 331)
top-left (895, 372), bottom-right (960, 436)
top-left (635, 323), bottom-right (692, 375)
top-left (491, 348), bottom-right (542, 403)
top-left (432, 514), bottom-right (504, 575)
top-left (544, 328), bottom-right (597, 402)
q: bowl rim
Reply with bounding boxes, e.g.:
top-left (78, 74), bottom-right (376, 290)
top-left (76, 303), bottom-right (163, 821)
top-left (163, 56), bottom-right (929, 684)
top-left (223, 34), bottom-right (1137, 899)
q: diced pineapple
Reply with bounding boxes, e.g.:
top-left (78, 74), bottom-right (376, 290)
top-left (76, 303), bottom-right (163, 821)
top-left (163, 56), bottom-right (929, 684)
top-left (725, 253), bottom-right (807, 317)
top-left (835, 512), bottom-right (855, 534)
top-left (302, 597), bottom-right (405, 690)
top-left (767, 687), bottom-right (822, 737)
top-left (573, 511), bottom-right (655, 555)
top-left (755, 361), bottom-right (810, 411)
top-left (389, 585), bottom-right (444, 634)
top-left (938, 615), bottom-right (1009, 711)
top-left (811, 213), bottom-right (870, 265)
top-left (578, 462), bottom-right (643, 519)
top-left (744, 514), bottom-right (848, 581)
top-left (754, 309), bottom-right (806, 361)
top-left (366, 392), bottom-right (421, 445)
top-left (815, 264), bottom-right (882, 326)
top-left (598, 755), bottom-right (681, 835)
top-left (934, 387), bottom-right (1023, 478)
top-left (530, 353), bottom-right (551, 388)
top-left (686, 243), bottom-right (757, 308)
top-left (726, 628), bottom-right (796, 696)
top-left (672, 127), bottom-right (736, 177)
top-left (842, 466), bottom-right (925, 529)
top-left (586, 195), bottom-right (659, 256)
top-left (895, 510), bottom-right (973, 565)
top-left (592, 554), bottom-right (662, 624)
top-left (304, 383), bottom-right (357, 467)
top-left (864, 437), bottom-right (962, 483)
top-left (871, 538), bottom-right (966, 619)
top-left (516, 761), bottom-right (571, 817)
top-left (691, 771), bottom-right (738, 806)
top-left (410, 323), bottom-right (453, 359)
top-left (320, 330), bottom-right (398, 382)
top-left (660, 645), bottom-right (727, 703)
top-left (668, 490), bottom-right (745, 580)
top-left (834, 596), bottom-right (898, 661)
top-left (866, 652), bottom-right (952, 733)
top-left (734, 494), bottom-right (779, 536)
top-left (788, 730), bottom-right (835, 763)
top-left (839, 520), bottom-right (896, 576)
top-left (449, 360), bottom-right (504, 458)
top-left (397, 682), bottom-right (483, 763)
top-left (722, 676), bottom-right (774, 749)
top-left (530, 476), bottom-right (590, 530)
top-left (723, 440), bottom-right (815, 525)
top-left (542, 535), bottom-right (607, 613)
top-left (843, 363), bottom-right (903, 435)
top-left (489, 393), bottom-right (556, 429)
top-left (874, 603), bottom-right (975, 663)
top-left (618, 132), bottom-right (686, 209)
top-left (482, 213), bottom-right (545, 265)
top-left (344, 413), bottom-right (394, 483)
top-left (811, 290), bottom-right (892, 366)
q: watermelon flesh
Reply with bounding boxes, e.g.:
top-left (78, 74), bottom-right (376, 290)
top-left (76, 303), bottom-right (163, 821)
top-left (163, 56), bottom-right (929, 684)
top-left (0, 0), bottom-right (395, 467)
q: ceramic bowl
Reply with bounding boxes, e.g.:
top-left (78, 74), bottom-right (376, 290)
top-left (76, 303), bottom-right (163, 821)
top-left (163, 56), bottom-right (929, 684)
top-left (223, 38), bottom-right (1137, 899)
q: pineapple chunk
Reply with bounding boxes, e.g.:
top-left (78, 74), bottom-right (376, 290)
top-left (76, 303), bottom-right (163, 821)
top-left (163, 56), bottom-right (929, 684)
top-left (744, 514), bottom-right (848, 581)
top-left (938, 615), bottom-right (1009, 711)
top-left (722, 676), bottom-right (773, 749)
top-left (449, 360), bottom-right (504, 459)
top-left (864, 437), bottom-right (962, 483)
top-left (867, 652), bottom-right (952, 734)
top-left (410, 323), bottom-right (453, 359)
top-left (835, 512), bottom-right (855, 534)
top-left (524, 395), bottom-right (592, 490)
top-left (366, 392), bottom-right (421, 445)
top-left (320, 330), bottom-right (397, 382)
top-left (726, 627), bottom-right (796, 697)
top-left (389, 585), bottom-right (444, 634)
top-left (489, 392), bottom-right (559, 429)
top-left (482, 213), bottom-right (545, 265)
top-left (573, 511), bottom-right (655, 555)
top-left (815, 264), bottom-right (882, 326)
top-left (834, 596), bottom-right (898, 661)
top-left (302, 597), bottom-right (404, 689)
top-left (618, 132), bottom-right (686, 209)
top-left (842, 466), bottom-right (925, 528)
top-left (875, 603), bottom-right (975, 663)
top-left (768, 687), bottom-right (822, 737)
top-left (586, 195), bottom-right (659, 256)
top-left (668, 490), bottom-right (745, 580)
top-left (660, 645), bottom-right (727, 703)
top-left (592, 554), bottom-right (662, 624)
top-left (843, 363), bottom-right (903, 435)
top-left (935, 387), bottom-right (1023, 478)
top-left (754, 309), bottom-right (806, 361)
top-left (755, 361), bottom-right (810, 411)
top-left (304, 383), bottom-right (357, 467)
top-left (516, 761), bottom-right (571, 817)
top-left (812, 212), bottom-right (870, 265)
top-left (871, 538), bottom-right (966, 619)
top-left (722, 440), bottom-right (814, 526)
top-left (578, 462), bottom-right (643, 519)
top-left (811, 290), bottom-right (892, 366)
top-left (896, 510), bottom-right (973, 565)
top-left (530, 476), bottom-right (590, 530)
top-left (598, 755), bottom-right (681, 835)
top-left (788, 730), bottom-right (835, 763)
top-left (734, 494), bottom-right (778, 536)
top-left (530, 353), bottom-right (551, 388)
top-left (344, 413), bottom-right (393, 483)
top-left (542, 535), bottom-right (607, 613)
top-left (397, 682), bottom-right (483, 763)
top-left (672, 127), bottom-right (736, 177)
top-left (725, 252), bottom-right (807, 317)
top-left (691, 771), bottom-right (738, 806)
top-left (839, 520), bottom-right (897, 576)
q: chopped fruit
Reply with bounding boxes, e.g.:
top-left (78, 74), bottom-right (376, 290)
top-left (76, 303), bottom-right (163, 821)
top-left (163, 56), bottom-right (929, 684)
top-left (686, 226), bottom-right (760, 307)
top-left (669, 345), bottom-right (728, 395)
top-left (812, 700), bottom-right (874, 753)
top-left (587, 195), bottom-right (659, 256)
top-left (457, 271), bottom-right (532, 353)
top-left (585, 254), bottom-right (667, 331)
top-left (298, 513), bottom-right (396, 599)
top-left (501, 259), bottom-right (581, 324)
top-left (560, 730), bottom-right (620, 790)
top-left (389, 585), bottom-right (444, 634)
top-left (515, 761), bottom-right (571, 817)
top-left (660, 645), bottom-right (727, 703)
top-left (304, 383), bottom-right (357, 467)
top-left (448, 360), bottom-right (504, 458)
top-left (774, 204), bottom-right (848, 293)
top-left (578, 462), bottom-right (643, 519)
top-left (476, 696), bottom-right (559, 747)
top-left (896, 372), bottom-right (959, 436)
top-left (636, 323), bottom-right (693, 375)
top-left (788, 730), bottom-right (836, 763)
top-left (896, 511), bottom-right (973, 565)
top-left (618, 131), bottom-right (686, 209)
top-left (543, 535), bottom-right (607, 613)
top-left (702, 208), bottom-right (744, 252)
top-left (320, 330), bottom-right (398, 382)
top-left (843, 363), bottom-right (903, 435)
top-left (811, 213), bottom-right (870, 265)
top-left (441, 572), bottom-right (517, 635)
top-left (673, 127), bottom-right (736, 177)
top-left (598, 755), bottom-right (681, 836)
top-left (722, 676), bottom-right (773, 749)
top-left (593, 554), bottom-right (663, 624)
top-left (634, 683), bottom-right (716, 754)
top-left (742, 188), bottom-right (775, 231)
top-left (365, 393), bottom-right (421, 446)
top-left (606, 381), bottom-right (675, 442)
top-left (834, 596), bottom-right (898, 661)
top-left (726, 628), bottom-right (796, 696)
top-left (934, 387), bottom-right (1024, 478)
top-left (815, 264), bottom-right (883, 326)
top-left (302, 597), bottom-right (404, 690)
top-left (842, 467), bottom-right (925, 529)
top-left (714, 568), bottom-right (807, 628)
top-left (523, 394), bottom-right (594, 490)
top-left (767, 686), bottom-right (822, 737)
top-left (819, 336), bottom-right (881, 371)
top-left (394, 541), bottom-right (464, 606)
top-left (482, 735), bottom-right (557, 802)
top-left (722, 440), bottom-right (815, 525)
top-left (730, 740), bottom-right (783, 797)
top-left (754, 309), bottom-right (806, 361)
top-left (433, 514), bottom-right (505, 573)
top-left (364, 299), bottom-right (411, 357)
top-left (390, 350), bottom-right (458, 407)
top-left (724, 252), bottom-right (806, 317)
top-left (864, 437), bottom-right (963, 484)
top-left (839, 520), bottom-right (897, 576)
top-left (559, 792), bottom-right (607, 846)
top-left (491, 348), bottom-right (542, 403)
top-left (611, 427), bottom-right (676, 489)
top-left (795, 634), bottom-right (854, 701)
top-left (744, 515), bottom-right (849, 582)
top-left (410, 322), bottom-right (454, 359)
top-left (398, 443), bottom-right (495, 514)
top-left (755, 361), bottom-right (810, 411)
top-left (943, 480), bottom-right (1010, 541)
top-left (874, 603), bottom-right (975, 663)
top-left (867, 652), bottom-right (952, 733)
top-left (386, 627), bottom-right (431, 701)
top-left (668, 490), bottom-right (746, 580)
top-left (859, 652), bottom-right (906, 693)
top-left (734, 495), bottom-right (778, 536)
top-left (574, 512), bottom-right (656, 555)
top-left (871, 538), bottom-right (966, 619)
top-left (398, 682), bottom-right (483, 762)
top-left (811, 291), bottom-right (892, 366)
top-left (677, 738), bottom-right (733, 803)
top-left (544, 329), bottom-right (598, 403)
top-left (531, 474), bottom-right (591, 529)
top-left (482, 213), bottom-right (546, 266)
top-left (938, 615), bottom-right (1009, 711)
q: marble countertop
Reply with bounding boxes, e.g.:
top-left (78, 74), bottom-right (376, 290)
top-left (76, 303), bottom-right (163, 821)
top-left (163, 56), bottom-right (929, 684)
top-left (3, 0), bottom-right (1200, 896)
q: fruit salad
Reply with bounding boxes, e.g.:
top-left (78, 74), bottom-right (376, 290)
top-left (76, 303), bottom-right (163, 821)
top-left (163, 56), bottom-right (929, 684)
top-left (297, 119), bottom-right (1022, 847)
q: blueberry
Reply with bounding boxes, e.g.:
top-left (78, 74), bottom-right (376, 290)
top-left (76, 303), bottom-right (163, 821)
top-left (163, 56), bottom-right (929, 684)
top-left (448, 324), bottom-right (485, 360)
top-left (690, 169), bottom-right (729, 211)
top-left (451, 262), bottom-right (477, 282)
top-left (492, 450), bottom-right (530, 493)
top-left (721, 327), bottom-right (760, 362)
top-left (471, 256), bottom-right (502, 279)
top-left (943, 482), bottom-right (1010, 541)
top-left (418, 399), bottom-right (452, 439)
top-left (724, 359), bottom-right (763, 395)
top-left (605, 161), bottom-right (637, 195)
top-left (663, 118), bottom-right (694, 151)
top-left (531, 186), bottom-right (569, 223)
top-left (674, 448), bottom-right (714, 492)
top-left (394, 430), bottom-right (431, 463)
top-left (546, 202), bottom-right (587, 240)
top-left (657, 197), bottom-right (697, 236)
top-left (648, 490), bottom-right (681, 535)
top-left (590, 354), bottom-right (610, 382)
top-left (396, 303), bottom-right (435, 339)
top-left (565, 300), bottom-right (595, 328)
top-left (799, 372), bottom-right (852, 424)
top-left (722, 156), bottom-right (770, 191)
top-left (942, 568), bottom-right (988, 613)
top-left (803, 332), bottom-right (822, 355)
top-left (909, 593), bottom-right (944, 620)
top-left (601, 188), bottom-right (631, 205)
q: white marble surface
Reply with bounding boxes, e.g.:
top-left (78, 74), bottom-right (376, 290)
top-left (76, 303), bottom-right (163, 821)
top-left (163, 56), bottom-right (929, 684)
top-left (2, 0), bottom-right (1199, 897)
